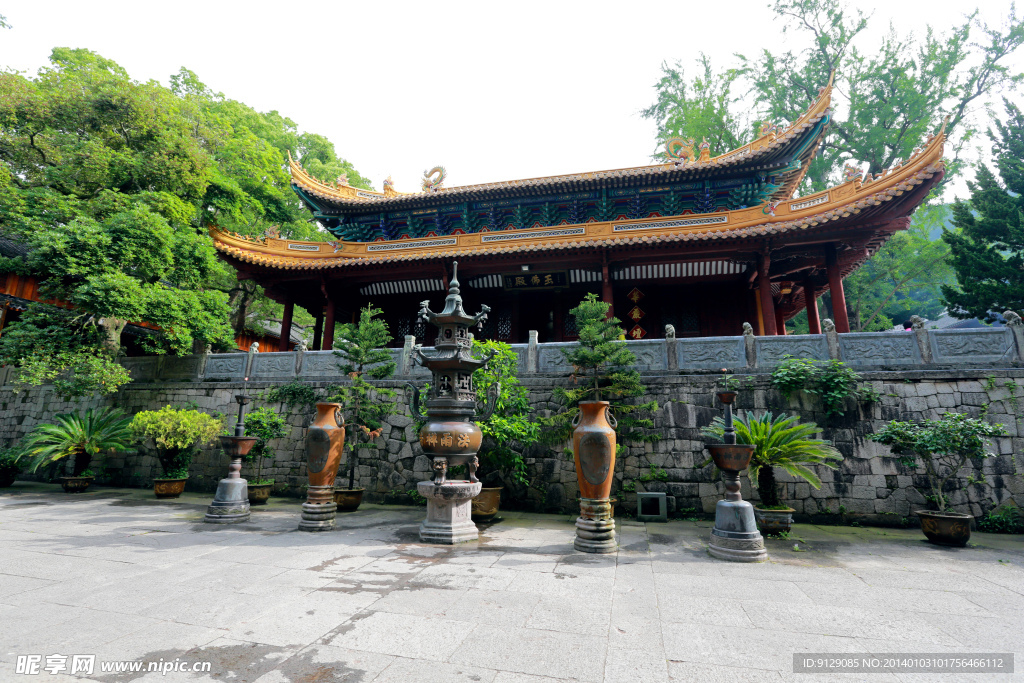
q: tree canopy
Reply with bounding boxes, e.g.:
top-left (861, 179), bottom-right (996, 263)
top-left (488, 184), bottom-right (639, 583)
top-left (643, 0), bottom-right (1024, 191)
top-left (942, 100), bottom-right (1024, 320)
top-left (0, 49), bottom-right (372, 396)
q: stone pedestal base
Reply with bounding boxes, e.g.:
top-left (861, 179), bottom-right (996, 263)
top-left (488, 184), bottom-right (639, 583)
top-left (205, 478), bottom-right (250, 524)
top-left (575, 497), bottom-right (616, 554)
top-left (708, 499), bottom-right (767, 562)
top-left (418, 480), bottom-right (481, 544)
top-left (299, 485), bottom-right (337, 532)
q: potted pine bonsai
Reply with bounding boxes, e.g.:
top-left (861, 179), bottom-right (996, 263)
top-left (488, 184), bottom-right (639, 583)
top-left (130, 406), bottom-right (222, 499)
top-left (243, 406), bottom-right (286, 505)
top-left (471, 339), bottom-right (539, 521)
top-left (20, 407), bottom-right (133, 492)
top-left (0, 449), bottom-right (22, 488)
top-left (703, 412), bottom-right (842, 535)
top-left (870, 412), bottom-right (1006, 546)
top-left (328, 305), bottom-right (398, 512)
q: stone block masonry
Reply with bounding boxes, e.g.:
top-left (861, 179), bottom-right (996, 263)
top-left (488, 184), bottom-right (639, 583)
top-left (2, 365), bottom-right (1022, 526)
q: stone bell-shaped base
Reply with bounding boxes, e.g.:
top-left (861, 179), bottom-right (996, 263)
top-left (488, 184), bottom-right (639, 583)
top-left (418, 480), bottom-right (481, 544)
top-left (299, 485), bottom-right (337, 532)
top-left (708, 499), bottom-right (767, 562)
top-left (574, 497), bottom-right (617, 553)
top-left (204, 478), bottom-right (251, 524)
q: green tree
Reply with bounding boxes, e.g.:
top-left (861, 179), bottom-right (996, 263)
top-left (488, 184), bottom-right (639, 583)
top-left (943, 100), bottom-right (1024, 320)
top-left (243, 406), bottom-right (287, 485)
top-left (472, 339), bottom-right (540, 492)
top-left (327, 305), bottom-right (399, 490)
top-left (129, 406), bottom-right (222, 479)
top-left (539, 294), bottom-right (658, 492)
top-left (645, 0), bottom-right (1024, 190)
top-left (844, 205), bottom-right (956, 330)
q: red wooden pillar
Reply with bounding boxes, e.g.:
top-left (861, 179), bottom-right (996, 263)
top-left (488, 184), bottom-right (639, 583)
top-left (279, 297), bottom-right (294, 352)
top-left (825, 244), bottom-right (850, 333)
top-left (322, 294), bottom-right (336, 351)
top-left (312, 313), bottom-right (323, 351)
top-left (774, 307), bottom-right (787, 335)
top-left (758, 252), bottom-right (777, 336)
top-left (804, 279), bottom-right (821, 335)
top-left (601, 257), bottom-right (614, 319)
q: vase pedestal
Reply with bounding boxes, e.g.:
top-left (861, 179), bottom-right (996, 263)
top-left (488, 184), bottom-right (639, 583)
top-left (575, 497), bottom-right (616, 554)
top-left (418, 480), bottom-right (481, 544)
top-left (204, 478), bottom-right (250, 524)
top-left (708, 499), bottom-right (767, 562)
top-left (299, 485), bottom-right (337, 532)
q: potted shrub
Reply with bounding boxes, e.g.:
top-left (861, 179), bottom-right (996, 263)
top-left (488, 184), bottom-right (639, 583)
top-left (0, 449), bottom-right (23, 488)
top-left (20, 407), bottom-right (133, 492)
top-left (870, 412), bottom-right (1007, 546)
top-left (243, 406), bottom-right (286, 505)
top-left (328, 305), bottom-right (398, 512)
top-left (470, 339), bottom-right (540, 522)
top-left (703, 411), bottom-right (842, 535)
top-left (130, 406), bottom-right (222, 499)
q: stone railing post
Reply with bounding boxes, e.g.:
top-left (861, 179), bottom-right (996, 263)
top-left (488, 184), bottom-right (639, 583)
top-left (909, 315), bottom-right (932, 363)
top-left (822, 319), bottom-right (840, 360)
top-left (665, 325), bottom-right (678, 371)
top-left (244, 342), bottom-right (259, 379)
top-left (527, 330), bottom-right (539, 374)
top-left (294, 341), bottom-right (306, 375)
top-left (742, 322), bottom-right (756, 368)
top-left (1004, 310), bottom-right (1024, 362)
top-left (401, 335), bottom-right (416, 376)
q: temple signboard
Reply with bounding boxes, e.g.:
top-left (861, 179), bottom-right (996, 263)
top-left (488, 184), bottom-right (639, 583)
top-left (502, 271), bottom-right (568, 291)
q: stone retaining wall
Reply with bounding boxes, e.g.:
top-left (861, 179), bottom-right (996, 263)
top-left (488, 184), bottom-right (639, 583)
top-left (3, 367), bottom-right (1021, 525)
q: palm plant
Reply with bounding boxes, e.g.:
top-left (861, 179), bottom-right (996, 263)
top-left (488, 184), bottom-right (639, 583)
top-left (20, 407), bottom-right (133, 477)
top-left (703, 411), bottom-right (842, 508)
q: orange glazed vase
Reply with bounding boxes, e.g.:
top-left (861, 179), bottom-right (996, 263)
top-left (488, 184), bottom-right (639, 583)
top-left (299, 403), bottom-right (345, 532)
top-left (572, 400), bottom-right (617, 553)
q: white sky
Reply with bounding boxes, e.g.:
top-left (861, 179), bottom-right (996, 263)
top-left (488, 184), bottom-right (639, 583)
top-left (2, 0), bottom-right (1021, 200)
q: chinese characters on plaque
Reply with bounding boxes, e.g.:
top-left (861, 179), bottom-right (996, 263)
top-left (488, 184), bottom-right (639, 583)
top-left (420, 432), bottom-right (472, 448)
top-left (626, 288), bottom-right (645, 338)
top-left (502, 271), bottom-right (568, 290)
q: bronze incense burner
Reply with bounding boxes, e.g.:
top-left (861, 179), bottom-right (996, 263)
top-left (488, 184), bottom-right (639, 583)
top-left (407, 261), bottom-right (497, 485)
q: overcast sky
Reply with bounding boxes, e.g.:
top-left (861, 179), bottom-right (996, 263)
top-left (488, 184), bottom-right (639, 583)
top-left (2, 0), bottom-right (1021, 200)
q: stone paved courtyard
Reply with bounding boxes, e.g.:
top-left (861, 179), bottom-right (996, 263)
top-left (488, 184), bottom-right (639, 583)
top-left (1, 484), bottom-right (1022, 682)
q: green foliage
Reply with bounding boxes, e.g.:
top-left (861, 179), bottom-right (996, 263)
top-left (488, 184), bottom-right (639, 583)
top-left (645, 0), bottom-right (1024, 191)
top-left (0, 448), bottom-right (23, 478)
top-left (130, 406), bottom-right (222, 478)
top-left (267, 380), bottom-right (322, 410)
top-left (327, 305), bottom-right (398, 490)
top-left (977, 506), bottom-right (1024, 534)
top-left (869, 412), bottom-right (1007, 511)
top-left (472, 339), bottom-right (539, 489)
top-left (771, 356), bottom-right (869, 416)
top-left (244, 406), bottom-right (286, 485)
top-left (943, 101), bottom-right (1024, 320)
top-left (702, 412), bottom-right (842, 507)
top-left (770, 356), bottom-right (819, 399)
top-left (638, 464), bottom-right (669, 483)
top-left (20, 407), bottom-right (133, 477)
top-left (538, 293), bottom-right (658, 492)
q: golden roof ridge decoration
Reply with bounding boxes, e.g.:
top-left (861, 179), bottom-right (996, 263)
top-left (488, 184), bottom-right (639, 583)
top-left (286, 77), bottom-right (835, 206)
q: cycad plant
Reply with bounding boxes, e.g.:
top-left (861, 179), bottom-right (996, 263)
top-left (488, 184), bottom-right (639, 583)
top-left (20, 407), bottom-right (133, 477)
top-left (703, 412), bottom-right (842, 509)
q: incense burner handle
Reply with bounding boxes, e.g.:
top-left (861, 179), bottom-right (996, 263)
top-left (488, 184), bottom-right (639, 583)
top-left (474, 382), bottom-right (500, 422)
top-left (406, 383), bottom-right (427, 420)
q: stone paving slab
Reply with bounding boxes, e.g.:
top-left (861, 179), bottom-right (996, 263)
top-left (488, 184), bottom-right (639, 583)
top-left (1, 483), bottom-right (1022, 682)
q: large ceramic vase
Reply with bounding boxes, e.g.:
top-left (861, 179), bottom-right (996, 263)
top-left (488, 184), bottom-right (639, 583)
top-left (573, 401), bottom-right (617, 553)
top-left (918, 510), bottom-right (971, 547)
top-left (299, 403), bottom-right (346, 531)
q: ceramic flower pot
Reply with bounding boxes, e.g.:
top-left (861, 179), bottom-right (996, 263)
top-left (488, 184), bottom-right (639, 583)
top-left (334, 487), bottom-right (365, 512)
top-left (471, 487), bottom-right (503, 522)
top-left (248, 483), bottom-right (273, 505)
top-left (754, 507), bottom-right (796, 536)
top-left (0, 473), bottom-right (18, 488)
top-left (153, 478), bottom-right (187, 499)
top-left (60, 476), bottom-right (94, 493)
top-left (573, 401), bottom-right (617, 500)
top-left (917, 510), bottom-right (972, 547)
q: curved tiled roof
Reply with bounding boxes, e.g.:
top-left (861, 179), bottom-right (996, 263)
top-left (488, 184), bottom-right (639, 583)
top-left (289, 78), bottom-right (835, 210)
top-left (213, 125), bottom-right (945, 274)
